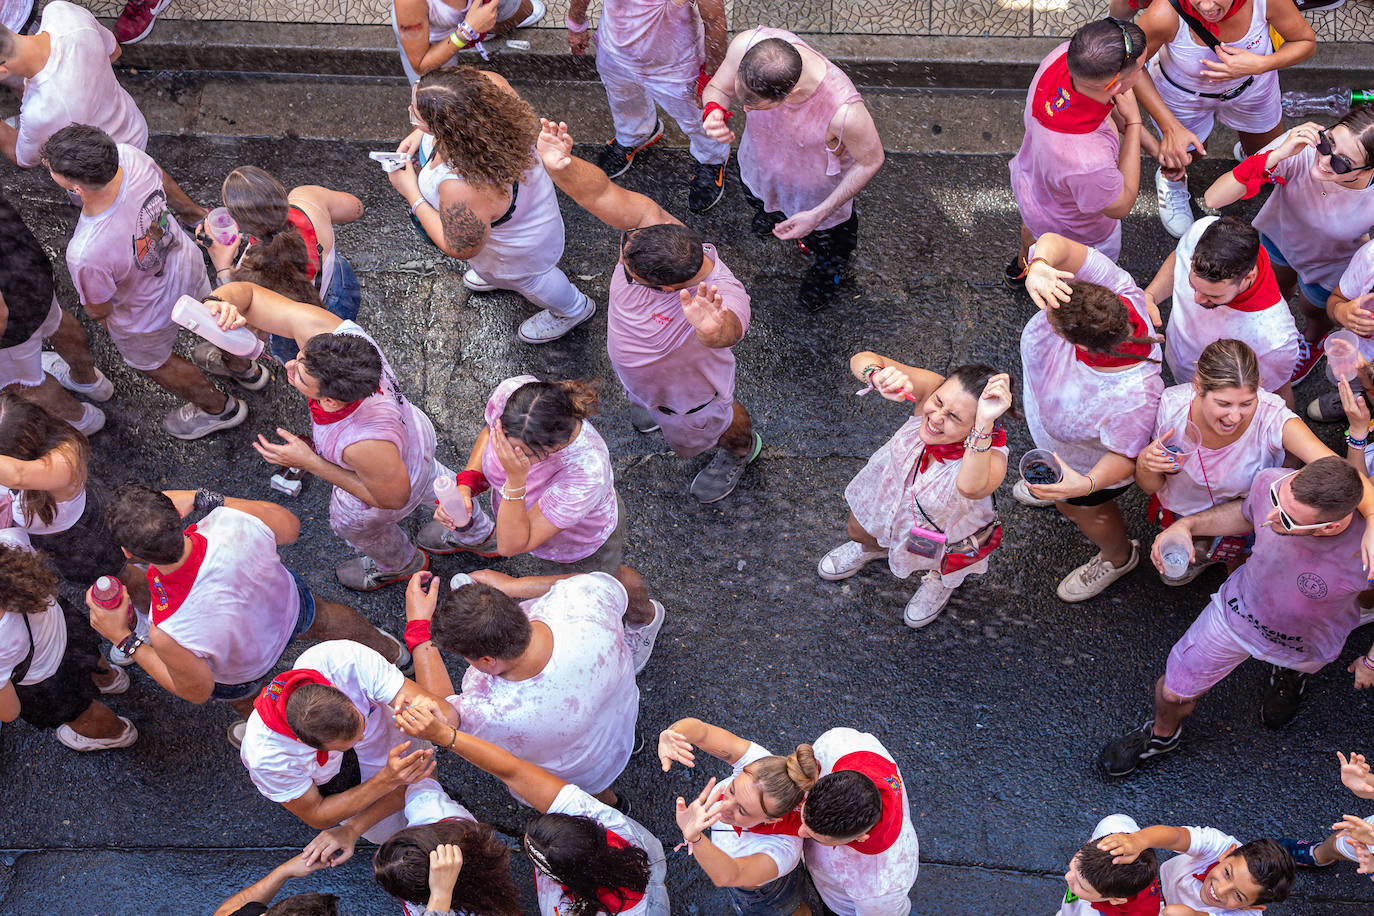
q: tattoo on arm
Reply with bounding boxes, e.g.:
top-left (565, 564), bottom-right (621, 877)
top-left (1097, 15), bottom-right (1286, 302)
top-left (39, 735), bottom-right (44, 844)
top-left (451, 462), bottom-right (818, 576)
top-left (440, 200), bottom-right (489, 254)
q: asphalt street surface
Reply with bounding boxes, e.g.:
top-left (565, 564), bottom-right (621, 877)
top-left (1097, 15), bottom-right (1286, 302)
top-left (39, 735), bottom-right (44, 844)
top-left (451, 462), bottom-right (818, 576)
top-left (2, 127), bottom-right (1373, 915)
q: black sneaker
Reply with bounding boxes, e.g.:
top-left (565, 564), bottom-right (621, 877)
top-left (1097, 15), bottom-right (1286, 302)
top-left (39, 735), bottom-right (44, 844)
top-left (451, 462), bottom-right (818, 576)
top-left (1260, 665), bottom-right (1308, 729)
top-left (1276, 837), bottom-right (1330, 867)
top-left (688, 161), bottom-right (727, 213)
top-left (1097, 719), bottom-right (1182, 777)
top-left (608, 790), bottom-right (632, 816)
top-left (595, 120), bottom-right (664, 179)
top-left (1004, 257), bottom-right (1026, 290)
top-left (797, 262), bottom-right (848, 311)
top-left (751, 208), bottom-right (785, 238)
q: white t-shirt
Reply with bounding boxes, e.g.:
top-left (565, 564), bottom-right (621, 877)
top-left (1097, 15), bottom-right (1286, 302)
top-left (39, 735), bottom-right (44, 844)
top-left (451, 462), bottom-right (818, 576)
top-left (804, 728), bottom-right (920, 916)
top-left (240, 640), bottom-right (406, 804)
top-left (1337, 239), bottom-right (1374, 362)
top-left (707, 742), bottom-right (804, 882)
top-left (453, 572), bottom-right (638, 798)
top-left (1158, 826), bottom-right (1251, 915)
top-left (534, 783), bottom-right (669, 916)
top-left (14, 1), bottom-right (148, 168)
top-left (0, 598), bottom-right (65, 687)
top-left (151, 507), bottom-right (300, 686)
top-left (1163, 216), bottom-right (1300, 393)
top-left (65, 144), bottom-right (209, 337)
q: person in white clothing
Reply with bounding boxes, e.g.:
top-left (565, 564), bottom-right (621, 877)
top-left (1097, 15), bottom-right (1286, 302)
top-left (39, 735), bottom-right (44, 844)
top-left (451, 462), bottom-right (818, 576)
top-left (389, 67), bottom-right (596, 344)
top-left (405, 568), bottom-right (640, 809)
top-left (0, 2), bottom-right (202, 220)
top-left (1131, 0), bottom-right (1314, 237)
top-left (657, 717), bottom-right (814, 916)
top-left (394, 708), bottom-right (669, 915)
top-left (1056, 814), bottom-right (1161, 915)
top-left (1018, 233), bottom-right (1164, 602)
top-left (0, 541), bottom-right (135, 751)
top-left (392, 0), bottom-right (544, 84)
top-left (1312, 237), bottom-right (1374, 423)
top-left (797, 727), bottom-right (920, 916)
top-left (92, 483), bottom-right (411, 743)
top-left (566, 0), bottom-right (730, 213)
top-left (43, 125), bottom-right (249, 441)
top-left (239, 640), bottom-right (442, 838)
top-left (818, 352), bottom-right (1012, 628)
top-left (1146, 215), bottom-right (1298, 404)
top-left (1097, 824), bottom-right (1294, 914)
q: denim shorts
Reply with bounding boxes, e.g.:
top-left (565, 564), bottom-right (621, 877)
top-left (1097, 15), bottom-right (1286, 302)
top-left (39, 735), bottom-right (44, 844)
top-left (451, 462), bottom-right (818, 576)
top-left (1259, 233), bottom-right (1333, 307)
top-left (269, 255), bottom-right (362, 363)
top-left (725, 864), bottom-right (805, 916)
top-left (210, 568), bottom-right (316, 701)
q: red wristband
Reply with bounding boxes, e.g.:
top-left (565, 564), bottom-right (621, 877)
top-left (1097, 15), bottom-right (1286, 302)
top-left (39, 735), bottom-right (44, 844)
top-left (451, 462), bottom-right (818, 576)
top-left (454, 469), bottom-right (489, 495)
top-left (695, 66), bottom-right (711, 104)
top-left (404, 619), bottom-right (433, 652)
top-left (1231, 152), bottom-right (1287, 200)
top-left (702, 101), bottom-right (732, 125)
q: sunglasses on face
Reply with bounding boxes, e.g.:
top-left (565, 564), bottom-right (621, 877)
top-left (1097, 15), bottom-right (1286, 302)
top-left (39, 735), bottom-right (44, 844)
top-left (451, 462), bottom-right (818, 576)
top-left (1268, 471), bottom-right (1330, 532)
top-left (1316, 129), bottom-right (1374, 176)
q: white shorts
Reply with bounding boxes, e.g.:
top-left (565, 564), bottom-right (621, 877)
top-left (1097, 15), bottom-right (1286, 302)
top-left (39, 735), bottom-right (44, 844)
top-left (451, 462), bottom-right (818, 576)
top-left (1149, 61), bottom-right (1283, 144)
top-left (107, 318), bottom-right (180, 372)
top-left (1335, 817), bottom-right (1374, 861)
top-left (0, 295), bottom-right (62, 388)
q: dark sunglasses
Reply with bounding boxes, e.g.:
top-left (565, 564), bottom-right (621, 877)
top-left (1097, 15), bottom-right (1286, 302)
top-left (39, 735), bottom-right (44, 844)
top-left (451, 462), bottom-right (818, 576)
top-left (1103, 17), bottom-right (1135, 90)
top-left (1267, 471), bottom-right (1329, 532)
top-left (1316, 129), bottom-right (1374, 176)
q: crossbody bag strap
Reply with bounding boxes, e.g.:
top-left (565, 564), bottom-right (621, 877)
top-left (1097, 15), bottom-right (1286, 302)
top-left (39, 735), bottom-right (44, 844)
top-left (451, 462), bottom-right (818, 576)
top-left (11, 612), bottom-right (36, 686)
top-left (1165, 0), bottom-right (1223, 51)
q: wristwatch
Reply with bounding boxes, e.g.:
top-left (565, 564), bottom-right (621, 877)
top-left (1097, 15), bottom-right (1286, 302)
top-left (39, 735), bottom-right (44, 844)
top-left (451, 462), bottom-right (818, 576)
top-left (194, 489), bottom-right (226, 514)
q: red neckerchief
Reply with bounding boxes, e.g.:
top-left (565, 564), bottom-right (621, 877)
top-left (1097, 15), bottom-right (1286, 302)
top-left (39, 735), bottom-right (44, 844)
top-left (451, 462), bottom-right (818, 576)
top-left (918, 424), bottom-right (1008, 473)
top-left (719, 790), bottom-right (804, 837)
top-left (555, 829), bottom-right (645, 913)
top-left (146, 525), bottom-right (209, 626)
top-left (1193, 860), bottom-right (1219, 883)
top-left (308, 397), bottom-right (367, 425)
top-left (253, 668), bottom-right (335, 766)
top-left (1181, 0), bottom-right (1247, 36)
top-left (832, 751), bottom-right (906, 855)
top-left (1217, 246), bottom-right (1281, 313)
top-left (1092, 877), bottom-right (1163, 916)
top-left (1031, 52), bottom-right (1114, 135)
top-left (1074, 299), bottom-right (1152, 368)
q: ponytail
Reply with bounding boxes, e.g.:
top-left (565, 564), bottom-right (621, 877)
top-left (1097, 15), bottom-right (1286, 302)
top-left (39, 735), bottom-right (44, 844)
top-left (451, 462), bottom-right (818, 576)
top-left (743, 744), bottom-right (819, 818)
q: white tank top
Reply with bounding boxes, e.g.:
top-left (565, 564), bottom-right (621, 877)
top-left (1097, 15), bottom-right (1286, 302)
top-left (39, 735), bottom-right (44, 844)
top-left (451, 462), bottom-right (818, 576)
top-left (9, 487), bottom-right (86, 536)
top-left (421, 0), bottom-right (521, 42)
top-left (1158, 0), bottom-right (1272, 95)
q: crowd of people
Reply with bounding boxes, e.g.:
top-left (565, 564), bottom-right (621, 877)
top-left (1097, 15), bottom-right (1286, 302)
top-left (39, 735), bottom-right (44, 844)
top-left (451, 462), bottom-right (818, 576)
top-left (1, 0), bottom-right (1374, 912)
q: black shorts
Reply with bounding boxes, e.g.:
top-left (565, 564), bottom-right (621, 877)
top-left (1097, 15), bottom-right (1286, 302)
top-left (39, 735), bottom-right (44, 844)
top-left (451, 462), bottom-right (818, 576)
top-left (28, 482), bottom-right (125, 587)
top-left (1064, 482), bottom-right (1132, 508)
top-left (14, 600), bottom-right (102, 730)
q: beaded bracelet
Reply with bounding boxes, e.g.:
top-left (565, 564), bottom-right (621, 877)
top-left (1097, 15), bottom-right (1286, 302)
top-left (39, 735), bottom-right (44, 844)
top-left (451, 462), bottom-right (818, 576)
top-left (1362, 655), bottom-right (1374, 672)
top-left (1348, 428), bottom-right (1369, 448)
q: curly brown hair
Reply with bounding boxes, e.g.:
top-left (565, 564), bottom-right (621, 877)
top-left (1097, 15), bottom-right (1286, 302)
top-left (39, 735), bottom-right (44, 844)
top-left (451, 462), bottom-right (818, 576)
top-left (416, 67), bottom-right (538, 189)
top-left (0, 543), bottom-right (59, 615)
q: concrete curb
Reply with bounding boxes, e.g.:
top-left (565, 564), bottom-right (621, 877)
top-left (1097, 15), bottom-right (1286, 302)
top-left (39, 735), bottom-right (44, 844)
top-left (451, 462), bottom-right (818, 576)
top-left (114, 20), bottom-right (1374, 92)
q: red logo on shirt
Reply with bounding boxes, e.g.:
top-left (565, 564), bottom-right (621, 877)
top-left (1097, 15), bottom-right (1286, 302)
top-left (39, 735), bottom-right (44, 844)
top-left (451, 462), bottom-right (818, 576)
top-left (651, 312), bottom-right (674, 325)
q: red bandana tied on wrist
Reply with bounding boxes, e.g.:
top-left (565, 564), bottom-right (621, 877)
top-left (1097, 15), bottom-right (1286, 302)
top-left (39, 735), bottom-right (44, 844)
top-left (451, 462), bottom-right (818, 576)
top-left (1181, 0), bottom-right (1247, 36)
top-left (454, 469), bottom-right (490, 495)
top-left (1231, 152), bottom-right (1288, 200)
top-left (308, 396), bottom-right (368, 425)
top-left (919, 424), bottom-right (1008, 472)
top-left (1219, 246), bottom-right (1281, 313)
top-left (146, 525), bottom-right (209, 626)
top-left (832, 751), bottom-right (906, 854)
top-left (554, 830), bottom-right (645, 913)
top-left (1074, 299), bottom-right (1153, 368)
top-left (1031, 53), bottom-right (1114, 135)
top-left (254, 668), bottom-right (335, 765)
top-left (404, 620), bottom-right (432, 652)
top-left (702, 101), bottom-right (733, 125)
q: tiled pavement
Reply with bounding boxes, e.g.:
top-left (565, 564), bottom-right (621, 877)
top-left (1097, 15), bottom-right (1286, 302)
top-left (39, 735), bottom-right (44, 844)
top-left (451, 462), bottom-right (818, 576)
top-left (69, 0), bottom-right (1374, 40)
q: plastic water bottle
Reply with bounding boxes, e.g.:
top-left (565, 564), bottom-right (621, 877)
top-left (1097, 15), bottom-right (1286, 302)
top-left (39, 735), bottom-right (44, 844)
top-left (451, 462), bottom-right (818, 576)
top-left (171, 295), bottom-right (264, 359)
top-left (91, 575), bottom-right (133, 627)
top-left (204, 207), bottom-right (240, 247)
top-left (1282, 88), bottom-right (1374, 118)
top-left (1161, 542), bottom-right (1189, 580)
top-left (434, 475), bottom-right (471, 527)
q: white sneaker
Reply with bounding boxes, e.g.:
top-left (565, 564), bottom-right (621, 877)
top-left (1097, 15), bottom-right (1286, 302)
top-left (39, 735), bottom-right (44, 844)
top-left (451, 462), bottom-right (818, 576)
top-left (1012, 479), bottom-right (1054, 507)
top-left (1233, 140), bottom-right (1246, 160)
top-left (463, 268), bottom-right (498, 292)
top-left (162, 397), bottom-right (248, 440)
top-left (109, 643), bottom-right (136, 667)
top-left (516, 0), bottom-right (545, 28)
top-left (55, 716), bottom-right (137, 751)
top-left (1056, 540), bottom-right (1140, 602)
top-left (42, 352), bottom-right (113, 401)
top-left (71, 403), bottom-right (106, 436)
top-left (518, 294), bottom-right (596, 344)
top-left (227, 719), bottom-right (246, 750)
top-left (817, 540), bottom-right (887, 580)
top-left (904, 572), bottom-right (954, 628)
top-left (1155, 168), bottom-right (1194, 239)
top-left (95, 665), bottom-right (129, 695)
top-left (624, 599), bottom-right (665, 674)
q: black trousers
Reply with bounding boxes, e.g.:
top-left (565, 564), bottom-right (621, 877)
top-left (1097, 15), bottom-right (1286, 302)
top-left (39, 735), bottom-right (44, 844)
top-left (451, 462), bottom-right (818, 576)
top-left (742, 185), bottom-right (859, 274)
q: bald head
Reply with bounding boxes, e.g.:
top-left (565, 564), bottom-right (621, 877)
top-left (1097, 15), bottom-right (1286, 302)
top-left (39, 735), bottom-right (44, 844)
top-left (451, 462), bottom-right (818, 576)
top-left (738, 38), bottom-right (803, 105)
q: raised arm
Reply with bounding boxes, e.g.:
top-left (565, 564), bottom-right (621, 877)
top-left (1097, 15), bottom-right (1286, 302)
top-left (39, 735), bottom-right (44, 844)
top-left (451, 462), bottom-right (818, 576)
top-left (290, 184), bottom-right (365, 226)
top-left (1204, 122), bottom-right (1318, 209)
top-left (848, 351), bottom-right (945, 402)
top-left (700, 30), bottom-right (757, 144)
top-left (207, 281), bottom-right (343, 349)
top-left (537, 119), bottom-right (679, 230)
top-left (1100, 92), bottom-right (1143, 221)
top-left (162, 490), bottom-right (301, 545)
top-left (698, 0), bottom-right (728, 76)
top-left (0, 447), bottom-right (82, 494)
top-left (393, 0), bottom-right (499, 76)
top-left (212, 852), bottom-right (326, 916)
top-left (658, 716), bottom-right (753, 770)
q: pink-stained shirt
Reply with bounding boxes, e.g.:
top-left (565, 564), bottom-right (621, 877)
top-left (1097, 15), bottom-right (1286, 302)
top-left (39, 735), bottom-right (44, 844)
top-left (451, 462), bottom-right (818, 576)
top-left (1009, 43), bottom-right (1124, 261)
top-left (598, 0), bottom-right (704, 81)
top-left (1254, 132), bottom-right (1374, 291)
top-left (1223, 466), bottom-right (1367, 669)
top-left (737, 28), bottom-right (864, 231)
top-left (481, 376), bottom-right (619, 563)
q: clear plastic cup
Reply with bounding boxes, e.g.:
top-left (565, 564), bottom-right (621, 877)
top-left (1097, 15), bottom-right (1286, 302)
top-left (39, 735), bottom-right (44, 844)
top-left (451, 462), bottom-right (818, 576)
top-left (1327, 329), bottom-right (1362, 382)
top-left (204, 207), bottom-right (240, 247)
top-left (1162, 420), bottom-right (1202, 470)
top-left (1158, 530), bottom-right (1192, 581)
top-left (1018, 448), bottom-right (1062, 486)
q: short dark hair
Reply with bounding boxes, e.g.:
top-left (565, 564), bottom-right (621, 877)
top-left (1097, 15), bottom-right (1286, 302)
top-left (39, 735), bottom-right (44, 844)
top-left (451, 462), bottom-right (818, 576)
top-left (1232, 839), bottom-right (1294, 904)
top-left (301, 332), bottom-right (383, 402)
top-left (499, 379), bottom-right (599, 459)
top-left (1192, 216), bottom-right (1261, 283)
top-left (104, 483), bottom-right (185, 566)
top-left (1291, 456), bottom-right (1364, 522)
top-left (623, 224), bottom-right (704, 287)
top-left (1076, 840), bottom-right (1157, 899)
top-left (284, 683), bottom-right (361, 749)
top-left (41, 124), bottom-right (119, 186)
top-left (374, 820), bottom-right (520, 915)
top-left (945, 363), bottom-right (1020, 421)
top-left (738, 37), bottom-right (803, 104)
top-left (0, 25), bottom-right (18, 59)
top-left (801, 770), bottom-right (882, 840)
top-left (264, 894), bottom-right (340, 916)
top-left (432, 584), bottom-right (532, 661)
top-left (1067, 18), bottom-right (1146, 81)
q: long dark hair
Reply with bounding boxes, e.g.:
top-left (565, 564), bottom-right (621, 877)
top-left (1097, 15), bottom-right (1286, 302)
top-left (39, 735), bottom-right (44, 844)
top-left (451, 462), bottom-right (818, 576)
top-left (373, 820), bottom-right (519, 916)
top-left (222, 165), bottom-right (323, 307)
top-left (499, 379), bottom-right (599, 459)
top-left (0, 393), bottom-right (89, 526)
top-left (524, 813), bottom-right (651, 916)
